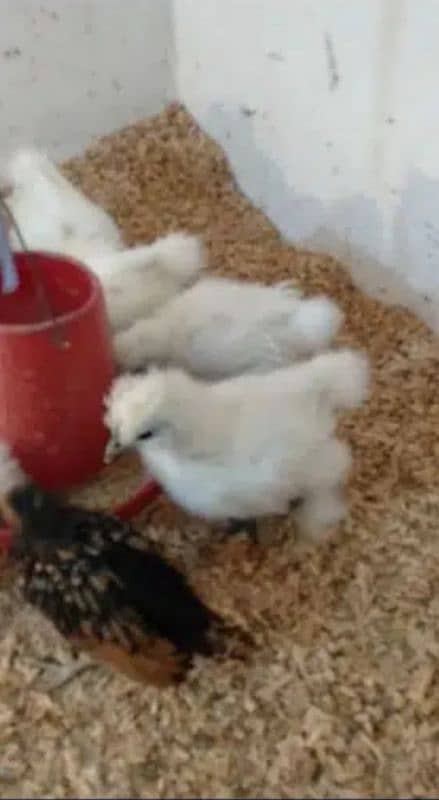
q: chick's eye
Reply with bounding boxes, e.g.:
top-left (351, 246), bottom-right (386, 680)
top-left (138, 430), bottom-right (153, 441)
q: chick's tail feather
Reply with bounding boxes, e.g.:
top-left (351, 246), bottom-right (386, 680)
top-left (288, 296), bottom-right (343, 355)
top-left (147, 232), bottom-right (207, 286)
top-left (201, 611), bottom-right (254, 662)
top-left (5, 148), bottom-right (79, 207)
top-left (306, 348), bottom-right (370, 411)
top-left (6, 148), bottom-right (54, 187)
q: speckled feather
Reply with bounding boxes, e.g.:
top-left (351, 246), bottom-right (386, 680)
top-left (5, 485), bottom-right (245, 685)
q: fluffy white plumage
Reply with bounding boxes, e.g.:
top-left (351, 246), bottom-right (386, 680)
top-left (88, 233), bottom-right (207, 331)
top-left (114, 276), bottom-right (343, 378)
top-left (3, 148), bottom-right (206, 330)
top-left (4, 148), bottom-right (124, 258)
top-left (104, 349), bottom-right (369, 541)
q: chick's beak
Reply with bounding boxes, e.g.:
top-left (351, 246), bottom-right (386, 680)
top-left (104, 435), bottom-right (122, 465)
top-left (0, 494), bottom-right (21, 532)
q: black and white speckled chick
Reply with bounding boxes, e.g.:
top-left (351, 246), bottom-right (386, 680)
top-left (0, 483), bottom-right (247, 686)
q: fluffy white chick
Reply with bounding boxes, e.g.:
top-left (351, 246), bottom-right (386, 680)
top-left (4, 147), bottom-right (123, 258)
top-left (89, 233), bottom-right (207, 331)
top-left (4, 148), bottom-right (207, 331)
top-left (114, 277), bottom-right (343, 378)
top-left (104, 349), bottom-right (369, 542)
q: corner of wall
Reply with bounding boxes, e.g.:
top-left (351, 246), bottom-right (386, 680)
top-left (0, 0), bottom-right (176, 159)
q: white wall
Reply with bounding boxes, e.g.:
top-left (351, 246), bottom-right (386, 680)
top-left (0, 0), bottom-right (175, 160)
top-left (2, 0), bottom-right (439, 328)
top-left (173, 0), bottom-right (439, 329)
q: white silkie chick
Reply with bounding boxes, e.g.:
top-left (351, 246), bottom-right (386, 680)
top-left (114, 277), bottom-right (343, 379)
top-left (4, 147), bottom-right (123, 258)
top-left (3, 148), bottom-right (207, 331)
top-left (104, 349), bottom-right (369, 543)
top-left (88, 233), bottom-right (207, 331)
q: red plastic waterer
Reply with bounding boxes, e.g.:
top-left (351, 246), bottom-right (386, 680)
top-left (0, 250), bottom-right (115, 490)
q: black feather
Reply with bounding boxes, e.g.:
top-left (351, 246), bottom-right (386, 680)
top-left (104, 543), bottom-right (217, 655)
top-left (9, 484), bottom-right (223, 658)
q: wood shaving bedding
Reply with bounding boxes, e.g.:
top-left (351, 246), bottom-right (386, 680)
top-left (0, 103), bottom-right (438, 798)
